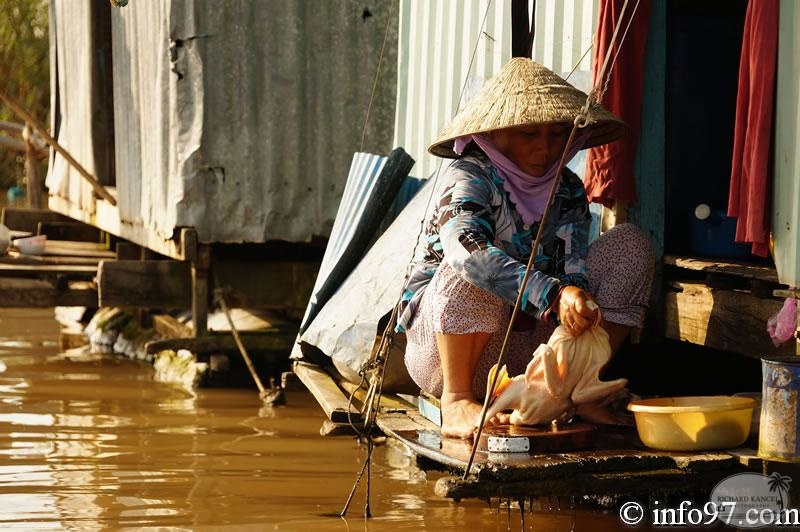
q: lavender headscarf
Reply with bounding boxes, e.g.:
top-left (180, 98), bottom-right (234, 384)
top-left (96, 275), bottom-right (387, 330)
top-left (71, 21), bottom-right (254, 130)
top-left (454, 129), bottom-right (591, 225)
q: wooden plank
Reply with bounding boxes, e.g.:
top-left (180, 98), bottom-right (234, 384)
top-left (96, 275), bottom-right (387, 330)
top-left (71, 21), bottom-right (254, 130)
top-left (41, 241), bottom-right (115, 258)
top-left (115, 242), bottom-right (142, 260)
top-left (152, 314), bottom-right (193, 339)
top-left (3, 252), bottom-right (103, 266)
top-left (1, 208), bottom-right (72, 233)
top-left (145, 332), bottom-right (296, 355)
top-left (37, 221), bottom-right (101, 242)
top-left (293, 361), bottom-right (362, 424)
top-left (99, 259), bottom-right (320, 310)
top-left (664, 282), bottom-right (793, 357)
top-left (214, 260), bottom-right (319, 310)
top-left (337, 380), bottom-right (415, 412)
top-left (0, 263), bottom-right (96, 277)
top-left (97, 260), bottom-right (191, 308)
top-left (664, 255), bottom-right (780, 284)
top-left (434, 467), bottom-right (736, 501)
top-left (0, 278), bottom-right (96, 307)
top-left (48, 195), bottom-right (186, 261)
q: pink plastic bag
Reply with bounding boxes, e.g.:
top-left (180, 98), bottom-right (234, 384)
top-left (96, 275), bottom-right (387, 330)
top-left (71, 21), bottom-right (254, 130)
top-left (767, 298), bottom-right (797, 347)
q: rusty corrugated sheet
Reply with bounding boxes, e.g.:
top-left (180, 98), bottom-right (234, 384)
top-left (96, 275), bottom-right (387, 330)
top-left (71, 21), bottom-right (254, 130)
top-left (49, 0), bottom-right (398, 245)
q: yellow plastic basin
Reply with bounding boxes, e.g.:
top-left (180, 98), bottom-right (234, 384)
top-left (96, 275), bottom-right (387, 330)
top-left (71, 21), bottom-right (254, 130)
top-left (627, 396), bottom-right (756, 451)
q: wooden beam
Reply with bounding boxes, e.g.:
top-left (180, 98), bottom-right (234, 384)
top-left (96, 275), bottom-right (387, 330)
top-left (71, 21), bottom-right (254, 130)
top-left (664, 282), bottom-right (794, 357)
top-left (145, 332), bottom-right (295, 355)
top-left (0, 263), bottom-right (96, 277)
top-left (152, 314), bottom-right (193, 339)
top-left (37, 221), bottom-right (101, 242)
top-left (293, 361), bottom-right (362, 424)
top-left (664, 255), bottom-right (780, 284)
top-left (1, 208), bottom-right (72, 234)
top-left (48, 195), bottom-right (186, 261)
top-left (0, 278), bottom-right (96, 307)
top-left (97, 260), bottom-right (191, 309)
top-left (3, 252), bottom-right (103, 266)
top-left (192, 244), bottom-right (210, 337)
top-left (214, 260), bottom-right (319, 310)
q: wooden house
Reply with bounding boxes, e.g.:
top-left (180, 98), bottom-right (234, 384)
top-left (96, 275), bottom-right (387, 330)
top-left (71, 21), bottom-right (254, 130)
top-left (32, 0), bottom-right (399, 333)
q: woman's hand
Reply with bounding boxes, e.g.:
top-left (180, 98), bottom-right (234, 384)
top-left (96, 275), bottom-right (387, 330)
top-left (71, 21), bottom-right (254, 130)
top-left (557, 286), bottom-right (598, 336)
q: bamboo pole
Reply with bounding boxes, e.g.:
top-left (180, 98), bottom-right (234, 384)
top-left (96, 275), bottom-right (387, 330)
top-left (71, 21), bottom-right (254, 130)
top-left (0, 87), bottom-right (117, 206)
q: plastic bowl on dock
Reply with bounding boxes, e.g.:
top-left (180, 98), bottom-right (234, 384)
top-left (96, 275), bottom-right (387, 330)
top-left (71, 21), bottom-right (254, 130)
top-left (12, 235), bottom-right (46, 255)
top-left (627, 396), bottom-right (756, 451)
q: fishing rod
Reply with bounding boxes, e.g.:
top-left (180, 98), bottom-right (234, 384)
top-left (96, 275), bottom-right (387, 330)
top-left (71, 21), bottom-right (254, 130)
top-left (464, 0), bottom-right (643, 479)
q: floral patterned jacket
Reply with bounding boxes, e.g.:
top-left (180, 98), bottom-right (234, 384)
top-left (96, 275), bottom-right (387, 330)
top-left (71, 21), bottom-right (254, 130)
top-left (396, 152), bottom-right (591, 333)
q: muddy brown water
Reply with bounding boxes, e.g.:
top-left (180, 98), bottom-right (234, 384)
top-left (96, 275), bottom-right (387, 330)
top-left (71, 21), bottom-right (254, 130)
top-left (0, 309), bottom-right (642, 530)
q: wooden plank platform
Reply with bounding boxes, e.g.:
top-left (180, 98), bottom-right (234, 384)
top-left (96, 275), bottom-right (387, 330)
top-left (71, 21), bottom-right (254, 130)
top-left (664, 255), bottom-right (780, 284)
top-left (0, 263), bottom-right (97, 277)
top-left (0, 278), bottom-right (96, 307)
top-left (664, 281), bottom-right (793, 358)
top-left (145, 331), bottom-right (296, 355)
top-left (3, 252), bottom-right (105, 266)
top-left (293, 361), bottom-right (362, 424)
top-left (1, 207), bottom-right (72, 234)
top-left (376, 408), bottom-right (748, 502)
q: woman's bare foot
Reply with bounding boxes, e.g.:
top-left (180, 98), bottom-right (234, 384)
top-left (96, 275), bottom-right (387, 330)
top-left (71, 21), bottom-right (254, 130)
top-left (440, 392), bottom-right (486, 439)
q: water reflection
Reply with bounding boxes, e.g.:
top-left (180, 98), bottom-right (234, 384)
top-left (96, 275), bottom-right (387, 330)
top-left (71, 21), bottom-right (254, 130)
top-left (0, 309), bottom-right (641, 530)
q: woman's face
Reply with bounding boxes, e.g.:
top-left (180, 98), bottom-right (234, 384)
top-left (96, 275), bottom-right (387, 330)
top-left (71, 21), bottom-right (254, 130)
top-left (489, 123), bottom-right (570, 176)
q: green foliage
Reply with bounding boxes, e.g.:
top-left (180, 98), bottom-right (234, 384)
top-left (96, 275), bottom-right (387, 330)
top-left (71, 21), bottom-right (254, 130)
top-left (0, 0), bottom-right (49, 189)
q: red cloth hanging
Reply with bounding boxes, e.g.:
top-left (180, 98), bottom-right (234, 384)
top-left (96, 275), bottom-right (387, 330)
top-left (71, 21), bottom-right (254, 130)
top-left (583, 0), bottom-right (652, 207)
top-left (728, 0), bottom-right (779, 258)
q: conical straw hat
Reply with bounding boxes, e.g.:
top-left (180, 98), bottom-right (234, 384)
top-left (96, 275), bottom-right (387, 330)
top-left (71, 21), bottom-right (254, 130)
top-left (428, 57), bottom-right (627, 158)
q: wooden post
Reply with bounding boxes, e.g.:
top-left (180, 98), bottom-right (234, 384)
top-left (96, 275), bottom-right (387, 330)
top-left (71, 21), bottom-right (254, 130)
top-left (23, 126), bottom-right (43, 209)
top-left (192, 244), bottom-right (210, 337)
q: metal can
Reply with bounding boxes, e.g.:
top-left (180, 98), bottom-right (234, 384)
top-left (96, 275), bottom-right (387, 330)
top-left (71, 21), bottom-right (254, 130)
top-left (759, 357), bottom-right (800, 462)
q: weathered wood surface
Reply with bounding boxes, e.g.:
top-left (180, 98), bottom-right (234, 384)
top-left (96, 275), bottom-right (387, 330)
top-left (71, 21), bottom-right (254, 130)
top-left (337, 379), bottom-right (416, 412)
top-left (98, 259), bottom-right (319, 310)
top-left (664, 281), bottom-right (793, 358)
top-left (214, 260), bottom-right (319, 310)
top-left (37, 221), bottom-right (101, 243)
top-left (145, 332), bottom-right (295, 355)
top-left (0, 263), bottom-right (96, 277)
top-left (98, 260), bottom-right (191, 309)
top-left (0, 278), bottom-right (96, 307)
top-left (152, 314), bottom-right (194, 340)
top-left (664, 254), bottom-right (780, 284)
top-left (293, 361), bottom-right (362, 424)
top-left (4, 252), bottom-right (103, 266)
top-left (378, 408), bottom-right (746, 501)
top-left (1, 208), bottom-right (72, 234)
top-left (40, 241), bottom-right (115, 258)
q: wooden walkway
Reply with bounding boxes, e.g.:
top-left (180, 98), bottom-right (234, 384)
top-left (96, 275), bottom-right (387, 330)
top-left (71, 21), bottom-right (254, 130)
top-left (293, 360), bottom-right (753, 503)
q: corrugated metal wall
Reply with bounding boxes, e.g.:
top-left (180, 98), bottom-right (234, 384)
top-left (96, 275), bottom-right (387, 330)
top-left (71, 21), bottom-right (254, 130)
top-left (773, 0), bottom-right (800, 287)
top-left (47, 0), bottom-right (109, 212)
top-left (50, 0), bottom-right (399, 245)
top-left (394, 0), bottom-right (598, 180)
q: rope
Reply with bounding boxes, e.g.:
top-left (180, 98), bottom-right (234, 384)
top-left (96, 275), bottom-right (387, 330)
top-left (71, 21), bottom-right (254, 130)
top-left (341, 0), bottom-right (495, 518)
top-left (359, 0), bottom-right (396, 153)
top-left (463, 0), bottom-right (642, 478)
